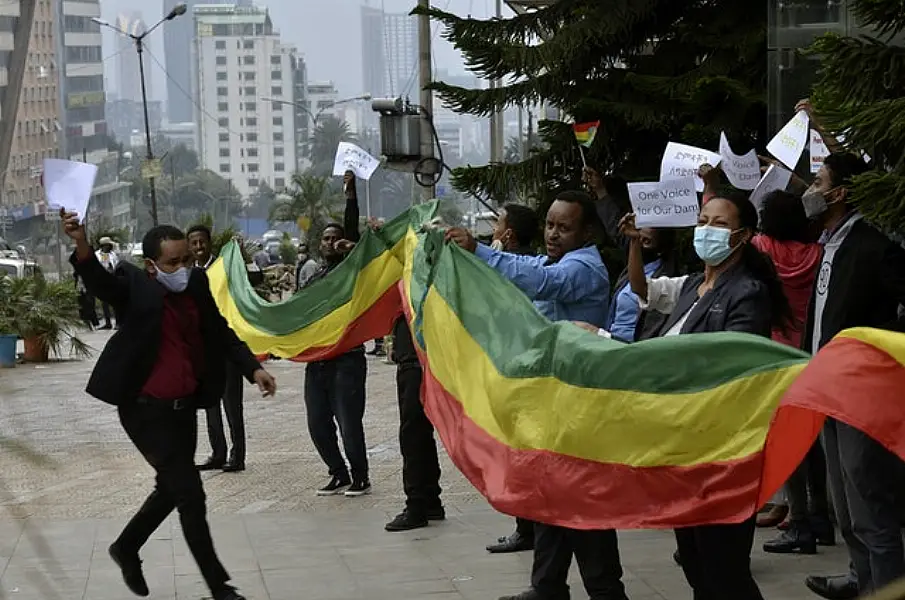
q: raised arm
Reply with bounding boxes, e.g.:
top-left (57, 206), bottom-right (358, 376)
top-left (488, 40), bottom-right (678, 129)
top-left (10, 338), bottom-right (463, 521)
top-left (343, 170), bottom-right (361, 244)
top-left (62, 211), bottom-right (129, 307)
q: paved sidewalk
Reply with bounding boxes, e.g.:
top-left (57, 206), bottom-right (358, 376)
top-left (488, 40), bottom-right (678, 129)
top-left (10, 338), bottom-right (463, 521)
top-left (0, 509), bottom-right (850, 600)
top-left (0, 331), bottom-right (850, 599)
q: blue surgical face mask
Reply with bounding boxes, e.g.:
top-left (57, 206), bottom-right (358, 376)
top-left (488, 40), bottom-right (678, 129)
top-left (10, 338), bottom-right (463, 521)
top-left (153, 263), bottom-right (191, 293)
top-left (694, 225), bottom-right (740, 266)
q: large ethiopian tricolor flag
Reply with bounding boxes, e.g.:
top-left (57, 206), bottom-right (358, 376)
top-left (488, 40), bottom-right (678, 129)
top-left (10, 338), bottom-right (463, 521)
top-left (210, 201), bottom-right (905, 530)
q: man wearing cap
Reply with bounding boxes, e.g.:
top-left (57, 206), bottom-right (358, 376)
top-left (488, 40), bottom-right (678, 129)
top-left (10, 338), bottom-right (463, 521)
top-left (96, 237), bottom-right (119, 329)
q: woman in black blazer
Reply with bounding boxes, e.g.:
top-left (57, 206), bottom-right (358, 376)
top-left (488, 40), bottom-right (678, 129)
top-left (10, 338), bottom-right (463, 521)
top-left (621, 192), bottom-right (794, 600)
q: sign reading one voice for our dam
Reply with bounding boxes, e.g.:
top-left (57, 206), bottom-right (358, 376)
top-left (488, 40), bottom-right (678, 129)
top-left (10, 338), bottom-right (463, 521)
top-left (628, 176), bottom-right (699, 228)
top-left (659, 142), bottom-right (722, 193)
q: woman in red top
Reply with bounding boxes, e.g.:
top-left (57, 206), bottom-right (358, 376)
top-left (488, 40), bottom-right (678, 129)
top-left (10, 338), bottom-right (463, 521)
top-left (755, 190), bottom-right (836, 554)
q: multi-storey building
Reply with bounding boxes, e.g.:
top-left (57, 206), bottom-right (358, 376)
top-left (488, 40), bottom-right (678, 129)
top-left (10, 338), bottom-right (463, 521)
top-left (114, 12), bottom-right (146, 104)
top-left (360, 6), bottom-right (417, 101)
top-left (164, 0), bottom-right (251, 124)
top-left (0, 0), bottom-right (61, 229)
top-left (193, 3), bottom-right (299, 197)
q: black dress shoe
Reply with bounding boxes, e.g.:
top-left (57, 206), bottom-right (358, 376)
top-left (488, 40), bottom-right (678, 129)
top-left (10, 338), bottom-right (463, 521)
top-left (763, 526), bottom-right (817, 555)
top-left (212, 585), bottom-right (246, 600)
top-left (805, 575), bottom-right (859, 600)
top-left (385, 509), bottom-right (429, 531)
top-left (197, 457), bottom-right (226, 471)
top-left (487, 531), bottom-right (534, 553)
top-left (222, 460), bottom-right (245, 473)
top-left (109, 543), bottom-right (149, 597)
top-left (498, 590), bottom-right (543, 600)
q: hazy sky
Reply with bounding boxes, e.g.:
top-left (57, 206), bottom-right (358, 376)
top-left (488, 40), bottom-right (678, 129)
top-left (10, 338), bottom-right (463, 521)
top-left (101, 0), bottom-right (505, 105)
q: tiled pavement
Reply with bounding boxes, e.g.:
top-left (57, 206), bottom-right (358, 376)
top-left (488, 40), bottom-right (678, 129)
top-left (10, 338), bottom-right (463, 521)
top-left (0, 331), bottom-right (850, 599)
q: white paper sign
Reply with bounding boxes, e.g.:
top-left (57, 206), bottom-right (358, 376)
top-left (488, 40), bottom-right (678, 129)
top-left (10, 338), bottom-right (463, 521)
top-left (659, 142), bottom-right (722, 193)
top-left (767, 111), bottom-right (809, 169)
top-left (719, 132), bottom-right (761, 191)
top-left (628, 176), bottom-right (699, 228)
top-left (332, 142), bottom-right (380, 180)
top-left (42, 158), bottom-right (98, 222)
top-left (748, 165), bottom-right (793, 212)
top-left (809, 130), bottom-right (829, 174)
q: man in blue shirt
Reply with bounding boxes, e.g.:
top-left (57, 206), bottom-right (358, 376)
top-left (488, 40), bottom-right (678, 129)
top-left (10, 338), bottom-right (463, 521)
top-left (446, 190), bottom-right (627, 600)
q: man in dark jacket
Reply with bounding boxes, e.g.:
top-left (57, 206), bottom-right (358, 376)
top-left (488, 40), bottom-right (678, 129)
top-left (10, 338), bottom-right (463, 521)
top-left (63, 210), bottom-right (276, 600)
top-left (298, 171), bottom-right (371, 497)
top-left (187, 224), bottom-right (247, 473)
top-left (800, 154), bottom-right (905, 600)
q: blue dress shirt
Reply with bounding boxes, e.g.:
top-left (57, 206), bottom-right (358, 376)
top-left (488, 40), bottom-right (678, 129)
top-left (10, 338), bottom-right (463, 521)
top-left (606, 259), bottom-right (661, 342)
top-left (474, 243), bottom-right (610, 327)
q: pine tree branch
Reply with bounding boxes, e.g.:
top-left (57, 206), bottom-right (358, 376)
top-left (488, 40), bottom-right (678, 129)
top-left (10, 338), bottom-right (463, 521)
top-left (809, 97), bottom-right (905, 171)
top-left (806, 34), bottom-right (905, 107)
top-left (850, 0), bottom-right (905, 37)
top-left (851, 170), bottom-right (905, 232)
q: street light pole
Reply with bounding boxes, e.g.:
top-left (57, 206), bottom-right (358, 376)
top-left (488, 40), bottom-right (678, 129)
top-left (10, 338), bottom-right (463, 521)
top-left (136, 38), bottom-right (158, 226)
top-left (93, 3), bottom-right (187, 227)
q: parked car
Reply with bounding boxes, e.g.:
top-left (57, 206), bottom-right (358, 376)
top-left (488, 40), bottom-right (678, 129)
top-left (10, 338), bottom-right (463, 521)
top-left (0, 250), bottom-right (43, 279)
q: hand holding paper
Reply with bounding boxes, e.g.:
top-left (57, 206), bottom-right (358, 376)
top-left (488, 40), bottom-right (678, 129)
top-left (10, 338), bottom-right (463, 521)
top-left (43, 158), bottom-right (98, 223)
top-left (333, 142), bottom-right (380, 180)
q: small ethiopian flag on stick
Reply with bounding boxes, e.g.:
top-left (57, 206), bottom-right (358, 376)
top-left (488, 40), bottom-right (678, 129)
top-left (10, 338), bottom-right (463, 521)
top-left (573, 121), bottom-right (600, 148)
top-left (573, 121), bottom-right (599, 167)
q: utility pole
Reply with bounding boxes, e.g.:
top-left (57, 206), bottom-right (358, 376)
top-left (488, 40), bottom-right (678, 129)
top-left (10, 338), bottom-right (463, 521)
top-left (488, 0), bottom-right (504, 164)
top-left (418, 0), bottom-right (435, 202)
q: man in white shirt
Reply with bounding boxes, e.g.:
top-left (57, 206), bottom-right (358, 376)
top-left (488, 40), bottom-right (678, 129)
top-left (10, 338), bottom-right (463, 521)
top-left (95, 237), bottom-right (119, 329)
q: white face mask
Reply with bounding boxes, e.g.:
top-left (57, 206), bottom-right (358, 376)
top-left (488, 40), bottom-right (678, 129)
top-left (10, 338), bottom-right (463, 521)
top-left (153, 263), bottom-right (191, 293)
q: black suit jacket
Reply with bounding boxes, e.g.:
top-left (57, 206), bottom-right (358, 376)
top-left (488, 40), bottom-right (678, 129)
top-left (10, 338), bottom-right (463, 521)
top-left (803, 219), bottom-right (905, 353)
top-left (70, 252), bottom-right (261, 408)
top-left (656, 263), bottom-right (772, 337)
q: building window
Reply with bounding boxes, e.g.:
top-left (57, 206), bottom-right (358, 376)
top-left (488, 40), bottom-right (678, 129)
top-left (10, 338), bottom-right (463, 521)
top-left (273, 132), bottom-right (283, 142)
top-left (217, 86), bottom-right (228, 97)
top-left (247, 148), bottom-right (258, 157)
top-left (270, 55), bottom-right (281, 65)
top-left (248, 178), bottom-right (259, 187)
top-left (218, 102), bottom-right (228, 112)
top-left (219, 132), bottom-right (229, 142)
top-left (246, 117), bottom-right (257, 127)
top-left (244, 72), bottom-right (255, 81)
top-left (244, 86), bottom-right (256, 96)
top-left (246, 133), bottom-right (258, 142)
top-left (219, 148), bottom-right (230, 157)
top-left (275, 162), bottom-right (284, 172)
top-left (275, 177), bottom-right (285, 189)
top-left (215, 40), bottom-right (226, 50)
top-left (216, 56), bottom-right (227, 66)
top-left (273, 116), bottom-right (283, 127)
top-left (243, 40), bottom-right (254, 49)
top-left (218, 117), bottom-right (229, 127)
top-left (271, 70), bottom-right (281, 80)
top-left (216, 72), bottom-right (227, 81)
top-left (245, 101), bottom-right (257, 112)
top-left (220, 163), bottom-right (230, 173)
top-left (247, 163), bottom-right (259, 173)
top-left (274, 147), bottom-right (284, 157)
top-left (243, 55), bottom-right (255, 65)
top-left (271, 86), bottom-right (282, 96)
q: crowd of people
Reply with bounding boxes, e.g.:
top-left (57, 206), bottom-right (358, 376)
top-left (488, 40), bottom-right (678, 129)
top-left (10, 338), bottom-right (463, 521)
top-left (61, 96), bottom-right (905, 600)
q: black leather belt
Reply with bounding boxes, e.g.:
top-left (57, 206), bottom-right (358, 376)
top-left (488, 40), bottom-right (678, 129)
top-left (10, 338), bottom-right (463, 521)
top-left (136, 395), bottom-right (192, 411)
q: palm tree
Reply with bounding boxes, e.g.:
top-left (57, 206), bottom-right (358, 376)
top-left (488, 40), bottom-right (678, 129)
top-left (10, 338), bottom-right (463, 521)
top-left (269, 171), bottom-right (343, 242)
top-left (309, 116), bottom-right (357, 176)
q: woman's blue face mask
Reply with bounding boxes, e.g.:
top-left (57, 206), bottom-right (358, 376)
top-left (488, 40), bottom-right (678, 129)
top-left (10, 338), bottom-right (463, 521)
top-left (693, 225), bottom-right (743, 266)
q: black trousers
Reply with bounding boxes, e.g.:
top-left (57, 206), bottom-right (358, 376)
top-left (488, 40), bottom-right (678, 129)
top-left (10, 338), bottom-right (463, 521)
top-left (393, 317), bottom-right (442, 515)
top-left (531, 523), bottom-right (626, 600)
top-left (205, 363), bottom-right (246, 463)
top-left (304, 350), bottom-right (369, 480)
top-left (116, 401), bottom-right (229, 593)
top-left (674, 517), bottom-right (763, 600)
top-left (101, 301), bottom-right (113, 326)
top-left (517, 517), bottom-right (535, 539)
top-left (786, 440), bottom-right (830, 523)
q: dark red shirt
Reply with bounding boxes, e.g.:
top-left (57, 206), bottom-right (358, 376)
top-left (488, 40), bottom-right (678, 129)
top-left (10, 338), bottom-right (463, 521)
top-left (141, 293), bottom-right (204, 400)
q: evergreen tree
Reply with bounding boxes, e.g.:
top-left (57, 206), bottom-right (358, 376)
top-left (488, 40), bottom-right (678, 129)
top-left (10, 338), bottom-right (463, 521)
top-left (415, 0), bottom-right (767, 207)
top-left (806, 0), bottom-right (905, 233)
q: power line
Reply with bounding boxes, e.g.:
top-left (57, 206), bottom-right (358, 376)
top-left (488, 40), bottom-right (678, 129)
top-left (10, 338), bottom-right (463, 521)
top-left (400, 0), bottom-right (452, 99)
